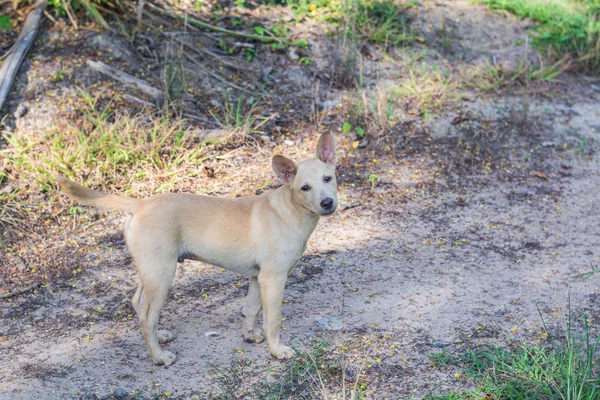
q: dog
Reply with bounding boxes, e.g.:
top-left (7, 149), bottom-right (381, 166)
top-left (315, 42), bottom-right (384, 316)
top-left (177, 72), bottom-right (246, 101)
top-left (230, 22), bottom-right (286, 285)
top-left (56, 133), bottom-right (338, 366)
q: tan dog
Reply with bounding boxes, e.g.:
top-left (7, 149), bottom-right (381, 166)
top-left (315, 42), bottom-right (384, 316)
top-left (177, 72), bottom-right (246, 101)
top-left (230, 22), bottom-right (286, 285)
top-left (56, 133), bottom-right (338, 366)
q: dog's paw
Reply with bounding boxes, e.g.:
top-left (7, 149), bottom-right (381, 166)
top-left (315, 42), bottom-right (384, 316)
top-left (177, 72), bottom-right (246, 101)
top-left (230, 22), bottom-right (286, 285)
top-left (153, 350), bottom-right (177, 366)
top-left (271, 345), bottom-right (296, 359)
top-left (243, 327), bottom-right (265, 344)
top-left (157, 330), bottom-right (175, 344)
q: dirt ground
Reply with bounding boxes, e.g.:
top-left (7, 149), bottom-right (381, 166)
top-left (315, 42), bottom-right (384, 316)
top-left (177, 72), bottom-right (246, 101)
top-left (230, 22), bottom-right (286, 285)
top-left (1, 0), bottom-right (600, 399)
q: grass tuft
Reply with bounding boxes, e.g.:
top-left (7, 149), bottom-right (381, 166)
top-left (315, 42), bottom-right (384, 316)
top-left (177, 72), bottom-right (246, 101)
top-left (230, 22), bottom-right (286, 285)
top-left (1, 90), bottom-right (208, 196)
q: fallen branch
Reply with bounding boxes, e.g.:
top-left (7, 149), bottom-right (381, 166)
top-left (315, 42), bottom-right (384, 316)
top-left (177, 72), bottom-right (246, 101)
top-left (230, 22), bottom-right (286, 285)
top-left (0, 282), bottom-right (42, 300)
top-left (0, 0), bottom-right (48, 112)
top-left (86, 60), bottom-right (163, 101)
top-left (146, 2), bottom-right (280, 44)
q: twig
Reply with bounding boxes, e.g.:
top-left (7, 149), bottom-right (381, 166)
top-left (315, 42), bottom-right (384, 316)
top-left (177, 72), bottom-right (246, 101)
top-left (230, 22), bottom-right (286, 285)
top-left (122, 93), bottom-right (156, 108)
top-left (137, 0), bottom-right (145, 31)
top-left (86, 60), bottom-right (163, 100)
top-left (0, 283), bottom-right (42, 300)
top-left (176, 36), bottom-right (256, 73)
top-left (182, 113), bottom-right (224, 127)
top-left (64, 1), bottom-right (79, 29)
top-left (146, 2), bottom-right (280, 43)
top-left (0, 0), bottom-right (48, 112)
top-left (182, 52), bottom-right (249, 91)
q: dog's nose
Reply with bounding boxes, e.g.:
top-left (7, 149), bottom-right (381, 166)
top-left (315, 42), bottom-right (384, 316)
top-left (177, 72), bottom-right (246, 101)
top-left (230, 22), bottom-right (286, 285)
top-left (320, 198), bottom-right (333, 209)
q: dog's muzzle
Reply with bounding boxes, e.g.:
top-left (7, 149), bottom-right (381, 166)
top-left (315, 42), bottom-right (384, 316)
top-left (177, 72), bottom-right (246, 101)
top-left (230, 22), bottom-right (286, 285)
top-left (320, 197), bottom-right (337, 215)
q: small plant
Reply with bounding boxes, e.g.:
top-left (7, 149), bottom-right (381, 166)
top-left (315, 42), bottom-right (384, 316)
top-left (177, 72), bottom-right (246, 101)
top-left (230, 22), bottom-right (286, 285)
top-left (54, 71), bottom-right (65, 82)
top-left (162, 44), bottom-right (187, 112)
top-left (0, 15), bottom-right (13, 31)
top-left (209, 89), bottom-right (270, 137)
top-left (428, 350), bottom-right (451, 367)
top-left (68, 206), bottom-right (83, 229)
top-left (368, 173), bottom-right (379, 191)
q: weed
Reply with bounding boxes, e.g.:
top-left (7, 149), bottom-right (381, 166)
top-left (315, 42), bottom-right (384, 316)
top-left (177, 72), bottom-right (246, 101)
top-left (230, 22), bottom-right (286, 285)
top-left (434, 295), bottom-right (600, 399)
top-left (476, 0), bottom-right (600, 72)
top-left (392, 63), bottom-right (457, 117)
top-left (0, 188), bottom-right (27, 237)
top-left (428, 350), bottom-right (451, 367)
top-left (1, 90), bottom-right (208, 196)
top-left (330, 36), bottom-right (361, 88)
top-left (209, 89), bottom-right (270, 137)
top-left (162, 43), bottom-right (187, 112)
top-left (348, 0), bottom-right (415, 46)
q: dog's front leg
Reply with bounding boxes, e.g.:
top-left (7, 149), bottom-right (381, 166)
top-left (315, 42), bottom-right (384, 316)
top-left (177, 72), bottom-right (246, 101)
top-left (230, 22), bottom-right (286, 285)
top-left (258, 270), bottom-right (296, 359)
top-left (242, 276), bottom-right (265, 343)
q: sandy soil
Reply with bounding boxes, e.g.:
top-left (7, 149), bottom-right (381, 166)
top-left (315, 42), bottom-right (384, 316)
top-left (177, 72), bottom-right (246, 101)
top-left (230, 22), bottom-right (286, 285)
top-left (1, 1), bottom-right (599, 399)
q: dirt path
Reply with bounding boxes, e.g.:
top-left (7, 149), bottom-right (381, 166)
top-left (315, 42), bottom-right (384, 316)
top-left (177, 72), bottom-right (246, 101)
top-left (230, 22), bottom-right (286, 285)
top-left (1, 1), bottom-right (600, 399)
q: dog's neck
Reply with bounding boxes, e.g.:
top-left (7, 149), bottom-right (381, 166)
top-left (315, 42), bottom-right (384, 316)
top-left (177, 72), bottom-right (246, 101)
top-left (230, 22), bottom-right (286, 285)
top-left (268, 185), bottom-right (319, 238)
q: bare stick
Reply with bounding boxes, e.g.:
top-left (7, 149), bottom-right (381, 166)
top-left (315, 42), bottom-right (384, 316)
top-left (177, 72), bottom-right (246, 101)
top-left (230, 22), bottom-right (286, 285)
top-left (86, 60), bottom-right (163, 100)
top-left (0, 0), bottom-right (48, 112)
top-left (0, 283), bottom-right (42, 300)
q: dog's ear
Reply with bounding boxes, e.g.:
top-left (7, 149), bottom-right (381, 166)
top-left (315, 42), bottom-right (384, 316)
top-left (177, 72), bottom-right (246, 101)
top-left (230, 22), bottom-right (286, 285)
top-left (316, 133), bottom-right (336, 166)
top-left (272, 155), bottom-right (298, 184)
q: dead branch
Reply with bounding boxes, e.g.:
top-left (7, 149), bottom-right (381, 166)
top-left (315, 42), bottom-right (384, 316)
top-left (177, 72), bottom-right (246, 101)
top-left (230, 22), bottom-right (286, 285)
top-left (86, 60), bottom-right (163, 101)
top-left (0, 0), bottom-right (48, 112)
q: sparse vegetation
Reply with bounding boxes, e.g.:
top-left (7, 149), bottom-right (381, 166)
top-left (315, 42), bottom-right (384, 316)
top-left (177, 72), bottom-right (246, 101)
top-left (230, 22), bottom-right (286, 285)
top-left (209, 339), bottom-right (369, 399)
top-left (429, 301), bottom-right (600, 399)
top-left (476, 0), bottom-right (600, 72)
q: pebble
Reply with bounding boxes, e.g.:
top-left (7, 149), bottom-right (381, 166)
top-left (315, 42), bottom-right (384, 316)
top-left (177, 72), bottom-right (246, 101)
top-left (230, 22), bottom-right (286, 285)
top-left (284, 139), bottom-right (295, 146)
top-left (14, 104), bottom-right (27, 119)
top-left (205, 331), bottom-right (219, 337)
top-left (113, 387), bottom-right (129, 399)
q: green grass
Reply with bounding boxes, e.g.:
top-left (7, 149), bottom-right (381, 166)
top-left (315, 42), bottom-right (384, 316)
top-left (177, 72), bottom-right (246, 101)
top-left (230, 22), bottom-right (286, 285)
top-left (1, 90), bottom-right (208, 195)
top-left (475, 0), bottom-right (600, 72)
top-left (429, 300), bottom-right (600, 400)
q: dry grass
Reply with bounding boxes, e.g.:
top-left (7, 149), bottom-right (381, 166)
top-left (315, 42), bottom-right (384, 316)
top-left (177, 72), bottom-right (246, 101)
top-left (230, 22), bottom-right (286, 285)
top-left (1, 91), bottom-right (209, 197)
top-left (392, 63), bottom-right (458, 118)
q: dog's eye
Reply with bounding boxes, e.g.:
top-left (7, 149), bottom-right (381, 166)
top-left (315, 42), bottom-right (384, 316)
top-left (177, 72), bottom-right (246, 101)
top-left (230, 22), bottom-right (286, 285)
top-left (324, 176), bottom-right (332, 183)
top-left (301, 185), bottom-right (311, 191)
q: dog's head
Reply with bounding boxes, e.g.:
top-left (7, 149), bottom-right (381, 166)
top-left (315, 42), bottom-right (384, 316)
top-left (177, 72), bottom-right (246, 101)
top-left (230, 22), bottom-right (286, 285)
top-left (272, 133), bottom-right (338, 217)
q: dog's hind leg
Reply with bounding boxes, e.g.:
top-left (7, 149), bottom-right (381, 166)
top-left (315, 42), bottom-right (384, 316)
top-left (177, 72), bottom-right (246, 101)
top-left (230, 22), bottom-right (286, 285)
top-left (131, 255), bottom-right (178, 366)
top-left (242, 276), bottom-right (265, 343)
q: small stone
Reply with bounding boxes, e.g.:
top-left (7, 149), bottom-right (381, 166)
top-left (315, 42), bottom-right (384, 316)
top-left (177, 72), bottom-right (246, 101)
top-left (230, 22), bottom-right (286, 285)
top-left (205, 331), bottom-right (219, 337)
top-left (402, 182), bottom-right (418, 189)
top-left (560, 160), bottom-right (572, 169)
top-left (14, 104), bottom-right (27, 118)
top-left (591, 84), bottom-right (600, 92)
top-left (315, 315), bottom-right (342, 331)
top-left (358, 138), bottom-right (368, 149)
top-left (287, 48), bottom-right (300, 61)
top-left (542, 140), bottom-right (558, 147)
top-left (284, 139), bottom-right (295, 146)
top-left (262, 67), bottom-right (273, 82)
top-left (113, 387), bottom-right (129, 399)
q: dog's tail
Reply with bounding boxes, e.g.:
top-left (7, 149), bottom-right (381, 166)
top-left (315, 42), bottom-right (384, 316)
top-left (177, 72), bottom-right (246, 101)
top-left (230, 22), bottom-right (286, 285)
top-left (56, 176), bottom-right (139, 212)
